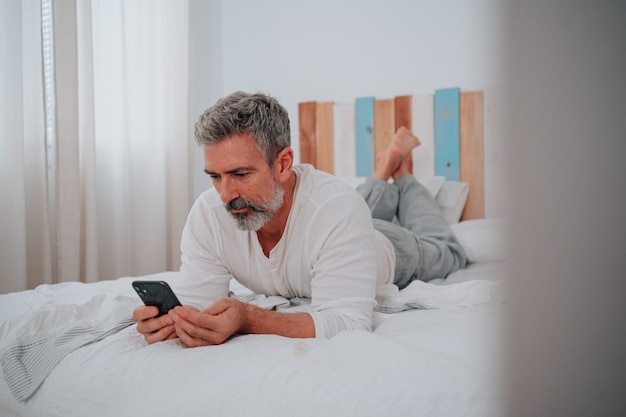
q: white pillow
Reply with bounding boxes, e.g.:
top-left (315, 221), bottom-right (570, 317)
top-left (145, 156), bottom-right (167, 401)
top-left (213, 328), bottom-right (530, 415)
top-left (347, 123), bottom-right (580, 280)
top-left (451, 218), bottom-right (507, 263)
top-left (417, 176), bottom-right (445, 198)
top-left (436, 181), bottom-right (470, 224)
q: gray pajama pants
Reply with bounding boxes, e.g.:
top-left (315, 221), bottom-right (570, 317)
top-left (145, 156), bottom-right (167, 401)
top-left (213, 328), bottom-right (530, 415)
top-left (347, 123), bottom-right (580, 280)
top-left (357, 174), bottom-right (467, 289)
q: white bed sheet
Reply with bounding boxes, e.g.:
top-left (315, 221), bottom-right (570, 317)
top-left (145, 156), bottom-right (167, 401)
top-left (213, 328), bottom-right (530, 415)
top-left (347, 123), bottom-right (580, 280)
top-left (0, 263), bottom-right (505, 417)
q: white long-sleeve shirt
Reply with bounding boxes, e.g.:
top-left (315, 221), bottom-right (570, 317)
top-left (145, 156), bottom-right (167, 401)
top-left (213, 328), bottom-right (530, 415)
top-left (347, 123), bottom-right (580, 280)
top-left (173, 164), bottom-right (395, 338)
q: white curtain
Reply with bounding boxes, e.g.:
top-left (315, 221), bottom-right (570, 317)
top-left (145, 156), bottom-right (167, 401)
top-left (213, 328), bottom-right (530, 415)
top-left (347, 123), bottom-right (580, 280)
top-left (0, 0), bottom-right (50, 293)
top-left (0, 0), bottom-right (192, 293)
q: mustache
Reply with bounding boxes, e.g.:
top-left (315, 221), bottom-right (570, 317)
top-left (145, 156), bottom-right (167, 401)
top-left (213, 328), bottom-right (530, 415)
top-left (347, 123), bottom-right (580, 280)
top-left (225, 197), bottom-right (265, 213)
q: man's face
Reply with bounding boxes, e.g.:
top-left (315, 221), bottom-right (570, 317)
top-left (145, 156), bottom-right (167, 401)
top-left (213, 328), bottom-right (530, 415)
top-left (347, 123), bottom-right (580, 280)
top-left (203, 133), bottom-right (285, 231)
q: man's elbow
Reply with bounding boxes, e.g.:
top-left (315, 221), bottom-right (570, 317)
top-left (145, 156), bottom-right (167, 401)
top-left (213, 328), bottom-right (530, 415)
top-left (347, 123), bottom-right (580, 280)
top-left (310, 309), bottom-right (373, 339)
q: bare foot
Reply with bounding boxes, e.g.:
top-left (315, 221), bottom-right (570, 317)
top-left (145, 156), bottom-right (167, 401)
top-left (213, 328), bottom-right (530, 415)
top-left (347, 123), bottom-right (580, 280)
top-left (390, 127), bottom-right (420, 156)
top-left (373, 127), bottom-right (420, 181)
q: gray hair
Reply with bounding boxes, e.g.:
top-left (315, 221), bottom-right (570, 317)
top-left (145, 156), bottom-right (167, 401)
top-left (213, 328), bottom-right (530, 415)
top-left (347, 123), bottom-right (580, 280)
top-left (194, 91), bottom-right (291, 166)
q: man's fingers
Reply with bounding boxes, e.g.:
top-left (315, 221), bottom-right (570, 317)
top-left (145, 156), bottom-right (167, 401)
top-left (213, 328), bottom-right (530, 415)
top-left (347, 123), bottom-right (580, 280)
top-left (170, 307), bottom-right (230, 346)
top-left (171, 306), bottom-right (221, 328)
top-left (170, 309), bottom-right (214, 337)
top-left (133, 305), bottom-right (159, 321)
top-left (174, 319), bottom-right (224, 347)
top-left (137, 313), bottom-right (173, 332)
top-left (145, 324), bottom-right (176, 344)
top-left (134, 305), bottom-right (177, 344)
top-left (203, 298), bottom-right (233, 315)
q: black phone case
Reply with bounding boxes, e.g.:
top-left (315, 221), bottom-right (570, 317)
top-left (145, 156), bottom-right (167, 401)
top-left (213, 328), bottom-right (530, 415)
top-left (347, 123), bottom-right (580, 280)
top-left (132, 280), bottom-right (182, 317)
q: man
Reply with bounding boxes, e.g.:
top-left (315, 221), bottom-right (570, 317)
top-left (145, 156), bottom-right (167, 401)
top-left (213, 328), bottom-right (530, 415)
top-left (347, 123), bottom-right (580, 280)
top-left (134, 91), bottom-right (466, 347)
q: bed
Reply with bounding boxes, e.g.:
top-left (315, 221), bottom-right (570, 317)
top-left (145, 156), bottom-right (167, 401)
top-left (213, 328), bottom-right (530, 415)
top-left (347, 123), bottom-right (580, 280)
top-left (0, 215), bottom-right (507, 417)
top-left (1, 89), bottom-right (507, 416)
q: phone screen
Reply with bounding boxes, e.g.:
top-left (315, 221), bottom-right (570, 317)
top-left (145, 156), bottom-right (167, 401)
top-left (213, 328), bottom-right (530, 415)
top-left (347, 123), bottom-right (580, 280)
top-left (132, 280), bottom-right (182, 317)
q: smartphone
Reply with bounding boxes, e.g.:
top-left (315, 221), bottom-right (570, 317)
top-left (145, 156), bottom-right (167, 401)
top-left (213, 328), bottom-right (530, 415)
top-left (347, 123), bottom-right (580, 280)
top-left (132, 280), bottom-right (182, 317)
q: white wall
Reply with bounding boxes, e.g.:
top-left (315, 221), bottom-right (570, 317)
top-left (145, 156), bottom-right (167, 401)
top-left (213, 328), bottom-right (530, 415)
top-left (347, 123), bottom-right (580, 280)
top-left (192, 0), bottom-right (504, 195)
top-left (189, 0), bottom-right (223, 198)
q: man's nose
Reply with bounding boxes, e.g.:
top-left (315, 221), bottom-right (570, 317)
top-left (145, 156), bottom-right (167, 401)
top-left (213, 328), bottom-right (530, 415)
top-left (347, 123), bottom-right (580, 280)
top-left (218, 177), bottom-right (240, 204)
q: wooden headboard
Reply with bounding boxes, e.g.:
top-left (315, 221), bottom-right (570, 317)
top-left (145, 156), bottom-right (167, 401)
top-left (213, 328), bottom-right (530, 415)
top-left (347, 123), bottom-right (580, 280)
top-left (298, 88), bottom-right (492, 221)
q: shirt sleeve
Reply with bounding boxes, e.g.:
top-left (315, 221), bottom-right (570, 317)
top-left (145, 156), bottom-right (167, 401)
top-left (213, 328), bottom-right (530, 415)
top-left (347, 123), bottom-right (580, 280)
top-left (304, 192), bottom-right (379, 339)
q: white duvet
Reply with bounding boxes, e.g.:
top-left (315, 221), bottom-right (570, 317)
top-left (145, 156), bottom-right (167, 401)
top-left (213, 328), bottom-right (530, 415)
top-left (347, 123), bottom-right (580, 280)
top-left (0, 263), bottom-right (505, 417)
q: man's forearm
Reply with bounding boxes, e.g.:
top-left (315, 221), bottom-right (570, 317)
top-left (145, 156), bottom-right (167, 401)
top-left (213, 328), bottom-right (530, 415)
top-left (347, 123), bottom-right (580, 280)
top-left (241, 303), bottom-right (315, 338)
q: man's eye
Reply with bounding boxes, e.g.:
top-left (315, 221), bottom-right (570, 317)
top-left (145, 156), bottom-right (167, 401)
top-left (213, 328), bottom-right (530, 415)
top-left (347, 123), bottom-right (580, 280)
top-left (234, 172), bottom-right (249, 178)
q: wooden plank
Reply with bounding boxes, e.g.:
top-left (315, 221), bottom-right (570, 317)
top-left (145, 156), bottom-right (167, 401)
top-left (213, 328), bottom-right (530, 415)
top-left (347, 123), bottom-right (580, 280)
top-left (394, 95), bottom-right (412, 131)
top-left (460, 91), bottom-right (485, 220)
top-left (411, 94), bottom-right (435, 178)
top-left (394, 95), bottom-right (413, 173)
top-left (298, 102), bottom-right (317, 166)
top-left (374, 98), bottom-right (395, 171)
top-left (315, 102), bottom-right (335, 174)
top-left (355, 97), bottom-right (375, 177)
top-left (333, 102), bottom-right (356, 178)
top-left (434, 87), bottom-right (461, 181)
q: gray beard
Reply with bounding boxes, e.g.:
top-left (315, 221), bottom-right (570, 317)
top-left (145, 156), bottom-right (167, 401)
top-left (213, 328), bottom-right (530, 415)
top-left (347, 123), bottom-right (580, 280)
top-left (225, 181), bottom-right (285, 231)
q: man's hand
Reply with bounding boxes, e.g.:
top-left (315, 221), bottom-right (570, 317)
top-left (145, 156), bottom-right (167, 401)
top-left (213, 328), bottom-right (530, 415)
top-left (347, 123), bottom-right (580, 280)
top-left (169, 298), bottom-right (246, 347)
top-left (170, 297), bottom-right (316, 347)
top-left (133, 305), bottom-right (199, 344)
top-left (133, 305), bottom-right (177, 344)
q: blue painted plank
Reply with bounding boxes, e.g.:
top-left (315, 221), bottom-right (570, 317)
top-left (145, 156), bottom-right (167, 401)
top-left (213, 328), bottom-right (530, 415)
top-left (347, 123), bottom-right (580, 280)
top-left (434, 87), bottom-right (461, 181)
top-left (355, 97), bottom-right (375, 177)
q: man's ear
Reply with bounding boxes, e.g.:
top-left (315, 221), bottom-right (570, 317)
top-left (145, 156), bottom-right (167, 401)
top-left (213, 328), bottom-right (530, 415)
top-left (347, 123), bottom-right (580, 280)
top-left (274, 147), bottom-right (294, 182)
